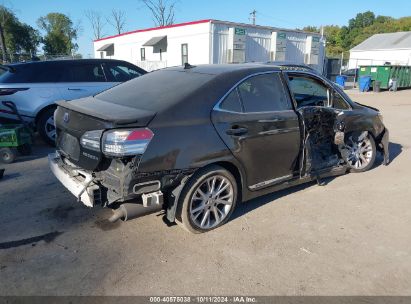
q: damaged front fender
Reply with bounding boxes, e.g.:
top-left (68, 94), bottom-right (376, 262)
top-left (379, 128), bottom-right (390, 165)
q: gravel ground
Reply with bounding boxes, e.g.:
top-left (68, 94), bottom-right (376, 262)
top-left (0, 89), bottom-right (410, 296)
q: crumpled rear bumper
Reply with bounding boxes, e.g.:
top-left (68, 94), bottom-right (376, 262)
top-left (48, 152), bottom-right (100, 207)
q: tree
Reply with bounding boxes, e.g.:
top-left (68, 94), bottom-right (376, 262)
top-left (107, 9), bottom-right (126, 35)
top-left (140, 0), bottom-right (176, 27)
top-left (323, 25), bottom-right (343, 57)
top-left (0, 5), bottom-right (40, 62)
top-left (85, 10), bottom-right (106, 40)
top-left (348, 11), bottom-right (375, 29)
top-left (301, 26), bottom-right (319, 33)
top-left (37, 13), bottom-right (78, 55)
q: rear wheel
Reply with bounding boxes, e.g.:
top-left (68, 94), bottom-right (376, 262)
top-left (0, 148), bottom-right (17, 164)
top-left (344, 132), bottom-right (376, 173)
top-left (177, 165), bottom-right (238, 233)
top-left (37, 107), bottom-right (56, 146)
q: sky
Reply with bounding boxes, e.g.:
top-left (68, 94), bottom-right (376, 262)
top-left (7, 0), bottom-right (411, 56)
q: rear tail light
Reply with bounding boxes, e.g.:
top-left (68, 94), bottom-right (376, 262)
top-left (0, 88), bottom-right (29, 96)
top-left (80, 130), bottom-right (103, 152)
top-left (102, 128), bottom-right (154, 157)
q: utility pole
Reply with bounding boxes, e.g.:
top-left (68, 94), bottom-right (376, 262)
top-left (250, 10), bottom-right (257, 26)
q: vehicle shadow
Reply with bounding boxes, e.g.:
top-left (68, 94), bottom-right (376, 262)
top-left (230, 180), bottom-right (319, 222)
top-left (388, 142), bottom-right (403, 163)
top-left (373, 142), bottom-right (403, 167)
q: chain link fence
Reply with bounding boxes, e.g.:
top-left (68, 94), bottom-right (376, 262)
top-left (1, 52), bottom-right (82, 64)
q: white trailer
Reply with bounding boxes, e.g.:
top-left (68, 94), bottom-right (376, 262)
top-left (348, 32), bottom-right (411, 69)
top-left (94, 19), bottom-right (325, 72)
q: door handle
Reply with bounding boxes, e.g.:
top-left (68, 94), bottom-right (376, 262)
top-left (226, 126), bottom-right (248, 136)
top-left (68, 88), bottom-right (84, 91)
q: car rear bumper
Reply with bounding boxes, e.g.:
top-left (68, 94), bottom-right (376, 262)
top-left (48, 152), bottom-right (100, 207)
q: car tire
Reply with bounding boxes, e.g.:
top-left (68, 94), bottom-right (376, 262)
top-left (37, 107), bottom-right (57, 146)
top-left (344, 131), bottom-right (377, 173)
top-left (0, 147), bottom-right (17, 164)
top-left (176, 165), bottom-right (238, 234)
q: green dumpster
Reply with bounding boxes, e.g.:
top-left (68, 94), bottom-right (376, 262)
top-left (358, 65), bottom-right (411, 90)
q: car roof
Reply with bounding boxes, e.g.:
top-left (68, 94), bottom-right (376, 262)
top-left (164, 62), bottom-right (318, 76)
top-left (8, 58), bottom-right (133, 67)
top-left (165, 63), bottom-right (281, 75)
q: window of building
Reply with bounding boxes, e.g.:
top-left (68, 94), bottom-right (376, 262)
top-left (237, 73), bottom-right (291, 113)
top-left (140, 48), bottom-right (146, 61)
top-left (181, 44), bottom-right (188, 65)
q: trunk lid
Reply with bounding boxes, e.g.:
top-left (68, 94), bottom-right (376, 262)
top-left (55, 97), bottom-right (156, 170)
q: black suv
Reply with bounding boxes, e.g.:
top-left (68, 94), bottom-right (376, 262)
top-left (49, 64), bottom-right (389, 233)
top-left (0, 59), bottom-right (146, 145)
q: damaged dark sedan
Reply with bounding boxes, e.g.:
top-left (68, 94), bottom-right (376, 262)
top-left (49, 64), bottom-right (389, 233)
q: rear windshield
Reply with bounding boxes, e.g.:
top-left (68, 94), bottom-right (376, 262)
top-left (96, 70), bottom-right (214, 111)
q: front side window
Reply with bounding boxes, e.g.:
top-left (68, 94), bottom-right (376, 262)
top-left (63, 64), bottom-right (106, 82)
top-left (287, 75), bottom-right (329, 108)
top-left (181, 44), bottom-right (188, 65)
top-left (106, 63), bottom-right (142, 82)
top-left (237, 73), bottom-right (291, 113)
top-left (332, 90), bottom-right (350, 110)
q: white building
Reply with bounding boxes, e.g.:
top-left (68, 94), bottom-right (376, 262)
top-left (94, 19), bottom-right (325, 72)
top-left (349, 31), bottom-right (411, 69)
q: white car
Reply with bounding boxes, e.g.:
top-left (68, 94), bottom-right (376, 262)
top-left (0, 59), bottom-right (146, 145)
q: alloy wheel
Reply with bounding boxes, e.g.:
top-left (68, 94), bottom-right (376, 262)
top-left (45, 116), bottom-right (56, 142)
top-left (344, 132), bottom-right (374, 170)
top-left (189, 175), bottom-right (234, 230)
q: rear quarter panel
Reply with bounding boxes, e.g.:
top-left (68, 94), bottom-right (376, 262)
top-left (138, 116), bottom-right (235, 173)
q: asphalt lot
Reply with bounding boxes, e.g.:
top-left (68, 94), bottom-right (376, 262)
top-left (0, 89), bottom-right (410, 296)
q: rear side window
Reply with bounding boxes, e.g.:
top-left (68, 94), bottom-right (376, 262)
top-left (237, 73), bottom-right (291, 112)
top-left (220, 88), bottom-right (242, 112)
top-left (105, 62), bottom-right (143, 82)
top-left (32, 64), bottom-right (64, 82)
top-left (62, 64), bottom-right (106, 82)
top-left (0, 63), bottom-right (65, 83)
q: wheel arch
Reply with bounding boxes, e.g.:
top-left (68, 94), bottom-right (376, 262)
top-left (34, 104), bottom-right (57, 127)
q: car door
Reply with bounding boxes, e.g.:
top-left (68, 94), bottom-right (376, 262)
top-left (59, 62), bottom-right (113, 101)
top-left (212, 72), bottom-right (301, 190)
top-left (285, 71), bottom-right (349, 175)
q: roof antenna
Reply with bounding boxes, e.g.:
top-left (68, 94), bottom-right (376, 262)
top-left (184, 62), bottom-right (195, 69)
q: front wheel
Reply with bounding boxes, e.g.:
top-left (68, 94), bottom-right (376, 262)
top-left (176, 165), bottom-right (238, 233)
top-left (343, 132), bottom-right (376, 173)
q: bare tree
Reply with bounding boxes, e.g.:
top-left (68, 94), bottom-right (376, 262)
top-left (107, 9), bottom-right (126, 35)
top-left (85, 10), bottom-right (105, 40)
top-left (140, 0), bottom-right (176, 27)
